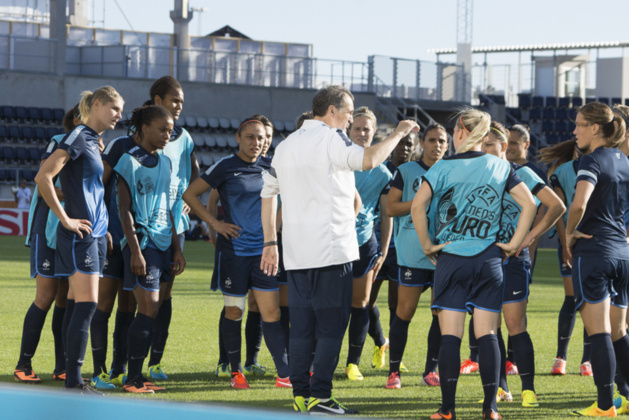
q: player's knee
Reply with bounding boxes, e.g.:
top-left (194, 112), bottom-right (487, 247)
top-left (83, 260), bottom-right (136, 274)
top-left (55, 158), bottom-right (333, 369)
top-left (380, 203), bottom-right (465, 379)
top-left (224, 296), bottom-right (246, 320)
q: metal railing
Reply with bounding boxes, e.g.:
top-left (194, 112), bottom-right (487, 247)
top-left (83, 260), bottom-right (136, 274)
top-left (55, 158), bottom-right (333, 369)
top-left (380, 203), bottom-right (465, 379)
top-left (0, 34), bottom-right (55, 72)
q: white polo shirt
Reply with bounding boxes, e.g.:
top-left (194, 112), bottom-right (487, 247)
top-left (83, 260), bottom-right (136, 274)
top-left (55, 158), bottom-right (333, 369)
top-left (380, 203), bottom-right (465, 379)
top-left (261, 119), bottom-right (365, 270)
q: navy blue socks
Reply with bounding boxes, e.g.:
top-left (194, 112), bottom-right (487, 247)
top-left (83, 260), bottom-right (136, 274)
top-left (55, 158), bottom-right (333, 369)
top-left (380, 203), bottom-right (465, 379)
top-left (17, 303), bottom-right (47, 368)
top-left (439, 335), bottom-right (462, 412)
top-left (511, 331), bottom-right (535, 392)
top-left (65, 302), bottom-right (97, 388)
top-left (424, 314), bottom-right (441, 376)
top-left (149, 297), bottom-right (172, 366)
top-left (223, 317), bottom-right (243, 373)
top-left (262, 320), bottom-right (289, 377)
top-left (347, 306), bottom-right (370, 366)
top-left (389, 315), bottom-right (410, 374)
top-left (52, 305), bottom-right (66, 373)
top-left (127, 312), bottom-right (154, 381)
top-left (556, 295), bottom-right (576, 360)
top-left (589, 332), bottom-right (615, 411)
top-left (368, 305), bottom-right (387, 348)
top-left (245, 310), bottom-right (262, 367)
top-left (90, 308), bottom-right (110, 377)
top-left (111, 310), bottom-right (134, 376)
top-left (478, 334), bottom-right (500, 414)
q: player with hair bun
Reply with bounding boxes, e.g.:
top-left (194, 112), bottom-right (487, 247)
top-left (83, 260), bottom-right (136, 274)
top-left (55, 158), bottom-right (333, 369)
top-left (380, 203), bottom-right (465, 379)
top-left (411, 108), bottom-right (537, 420)
top-left (35, 86), bottom-right (124, 394)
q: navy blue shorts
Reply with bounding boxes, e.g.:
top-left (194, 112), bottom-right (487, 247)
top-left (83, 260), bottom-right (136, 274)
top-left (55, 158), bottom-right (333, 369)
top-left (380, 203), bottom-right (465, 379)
top-left (376, 247), bottom-right (398, 282)
top-left (398, 266), bottom-right (434, 288)
top-left (30, 233), bottom-right (57, 279)
top-left (217, 250), bottom-right (278, 297)
top-left (353, 233), bottom-right (381, 278)
top-left (277, 234), bottom-right (287, 285)
top-left (55, 227), bottom-right (106, 277)
top-left (572, 255), bottom-right (629, 310)
top-left (432, 245), bottom-right (504, 313)
top-left (502, 249), bottom-right (531, 304)
top-left (122, 244), bottom-right (173, 292)
top-left (557, 243), bottom-right (571, 277)
top-left (102, 244), bottom-right (124, 280)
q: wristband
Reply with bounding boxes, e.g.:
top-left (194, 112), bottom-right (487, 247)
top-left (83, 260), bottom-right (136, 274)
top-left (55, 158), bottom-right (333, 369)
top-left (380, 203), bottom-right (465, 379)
top-left (263, 241), bottom-right (278, 247)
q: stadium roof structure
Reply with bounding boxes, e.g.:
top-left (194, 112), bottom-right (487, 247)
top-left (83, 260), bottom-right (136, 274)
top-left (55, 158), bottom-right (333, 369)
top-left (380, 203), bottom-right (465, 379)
top-left (428, 40), bottom-right (629, 55)
top-left (205, 25), bottom-right (251, 40)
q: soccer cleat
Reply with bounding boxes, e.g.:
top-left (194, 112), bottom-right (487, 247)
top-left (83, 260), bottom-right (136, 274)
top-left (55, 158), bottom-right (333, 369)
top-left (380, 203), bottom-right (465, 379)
top-left (385, 372), bottom-right (401, 389)
top-left (430, 408), bottom-right (456, 419)
top-left (581, 361), bottom-right (593, 376)
top-left (147, 364), bottom-right (168, 380)
top-left (293, 396), bottom-right (308, 413)
top-left (109, 370), bottom-right (127, 387)
top-left (52, 370), bottom-right (66, 381)
top-left (460, 358), bottom-right (479, 374)
top-left (371, 338), bottom-right (389, 369)
top-left (497, 387), bottom-right (513, 402)
top-left (215, 362), bottom-right (230, 378)
top-left (399, 362), bottom-right (409, 373)
top-left (420, 371), bottom-right (440, 387)
top-left (230, 372), bottom-right (250, 389)
top-left (142, 377), bottom-right (166, 392)
top-left (614, 392), bottom-right (629, 414)
top-left (243, 363), bottom-right (271, 377)
top-left (66, 382), bottom-right (105, 396)
top-left (14, 367), bottom-right (41, 384)
top-left (483, 409), bottom-right (502, 419)
top-left (307, 397), bottom-right (358, 415)
top-left (91, 372), bottom-right (116, 390)
top-left (123, 377), bottom-right (154, 394)
top-left (551, 357), bottom-right (567, 375)
top-left (522, 390), bottom-right (540, 408)
top-left (275, 376), bottom-right (292, 388)
top-left (345, 363), bottom-right (364, 381)
top-left (572, 402), bottom-right (617, 417)
top-left (506, 360), bottom-right (519, 375)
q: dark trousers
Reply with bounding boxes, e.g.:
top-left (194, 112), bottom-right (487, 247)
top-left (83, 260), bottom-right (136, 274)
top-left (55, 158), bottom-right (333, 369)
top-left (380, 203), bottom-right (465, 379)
top-left (288, 263), bottom-right (352, 399)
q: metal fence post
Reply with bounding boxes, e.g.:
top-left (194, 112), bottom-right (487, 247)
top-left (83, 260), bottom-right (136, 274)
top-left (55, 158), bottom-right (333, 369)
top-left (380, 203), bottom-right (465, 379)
top-left (367, 55), bottom-right (374, 93)
top-left (416, 60), bottom-right (421, 100)
top-left (392, 58), bottom-right (398, 98)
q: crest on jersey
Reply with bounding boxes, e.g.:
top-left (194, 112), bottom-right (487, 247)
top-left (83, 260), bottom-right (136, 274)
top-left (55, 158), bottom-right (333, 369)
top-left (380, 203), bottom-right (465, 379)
top-left (225, 277), bottom-right (232, 288)
top-left (404, 269), bottom-right (412, 280)
top-left (436, 187), bottom-right (457, 235)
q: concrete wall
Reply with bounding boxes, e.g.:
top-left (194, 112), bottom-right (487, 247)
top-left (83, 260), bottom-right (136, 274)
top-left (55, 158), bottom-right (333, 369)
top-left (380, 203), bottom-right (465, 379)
top-left (0, 70), bottom-right (376, 122)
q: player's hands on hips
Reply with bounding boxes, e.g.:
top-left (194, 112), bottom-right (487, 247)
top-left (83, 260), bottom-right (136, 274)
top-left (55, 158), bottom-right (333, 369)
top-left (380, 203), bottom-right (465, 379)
top-left (424, 242), bottom-right (450, 265)
top-left (261, 245), bottom-right (279, 276)
top-left (63, 218), bottom-right (92, 239)
top-left (171, 249), bottom-right (186, 276)
top-left (564, 230), bottom-right (592, 268)
top-left (130, 250), bottom-right (146, 277)
top-left (212, 220), bottom-right (241, 240)
top-left (515, 232), bottom-right (535, 257)
top-left (182, 202), bottom-right (191, 215)
top-left (496, 241), bottom-right (518, 261)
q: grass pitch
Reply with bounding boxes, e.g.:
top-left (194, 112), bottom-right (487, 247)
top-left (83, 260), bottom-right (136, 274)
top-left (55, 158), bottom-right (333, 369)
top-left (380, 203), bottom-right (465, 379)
top-left (0, 235), bottom-right (597, 418)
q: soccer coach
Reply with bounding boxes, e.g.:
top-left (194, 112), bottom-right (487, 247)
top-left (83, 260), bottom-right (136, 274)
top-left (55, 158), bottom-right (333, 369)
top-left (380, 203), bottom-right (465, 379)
top-left (260, 85), bottom-right (419, 415)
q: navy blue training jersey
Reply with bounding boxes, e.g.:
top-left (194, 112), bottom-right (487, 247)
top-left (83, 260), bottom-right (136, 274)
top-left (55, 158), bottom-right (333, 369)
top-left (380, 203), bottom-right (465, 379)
top-left (574, 147), bottom-right (629, 259)
top-left (524, 161), bottom-right (549, 185)
top-left (102, 135), bottom-right (139, 245)
top-left (57, 125), bottom-right (108, 238)
top-left (201, 154), bottom-right (270, 256)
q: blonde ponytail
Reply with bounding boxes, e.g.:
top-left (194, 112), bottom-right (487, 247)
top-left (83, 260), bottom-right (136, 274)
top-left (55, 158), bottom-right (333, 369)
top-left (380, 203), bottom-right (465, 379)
top-left (456, 108), bottom-right (491, 153)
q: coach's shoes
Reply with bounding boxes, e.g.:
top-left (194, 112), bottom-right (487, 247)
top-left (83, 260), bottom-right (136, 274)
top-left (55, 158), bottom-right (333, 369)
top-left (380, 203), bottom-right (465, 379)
top-left (522, 390), bottom-right (539, 408)
top-left (215, 362), bottom-right (230, 378)
top-left (91, 372), bottom-right (116, 390)
top-left (123, 377), bottom-right (154, 394)
top-left (345, 363), bottom-right (364, 381)
top-left (581, 361), bottom-right (593, 376)
top-left (430, 408), bottom-right (456, 420)
top-left (420, 371), bottom-right (440, 387)
top-left (231, 372), bottom-right (250, 389)
top-left (293, 396), bottom-right (308, 413)
top-left (308, 397), bottom-right (358, 415)
top-left (371, 338), bottom-right (389, 369)
top-left (385, 372), bottom-right (401, 389)
top-left (572, 402), bottom-right (617, 417)
top-left (14, 366), bottom-right (41, 384)
top-left (614, 392), bottom-right (629, 414)
top-left (460, 358), bottom-right (479, 374)
top-left (506, 360), bottom-right (519, 375)
top-left (276, 376), bottom-right (292, 388)
top-left (483, 409), bottom-right (502, 419)
top-left (147, 364), bottom-right (168, 380)
top-left (243, 363), bottom-right (271, 377)
top-left (551, 357), bottom-right (566, 375)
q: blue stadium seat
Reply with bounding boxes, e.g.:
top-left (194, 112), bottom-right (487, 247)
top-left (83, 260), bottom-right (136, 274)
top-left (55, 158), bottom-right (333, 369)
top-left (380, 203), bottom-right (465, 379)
top-left (219, 118), bottom-right (230, 131)
top-left (545, 96), bottom-right (557, 108)
top-left (546, 133), bottom-right (559, 144)
top-left (0, 169), bottom-right (8, 182)
top-left (28, 107), bottom-right (42, 122)
top-left (598, 97), bottom-right (610, 105)
top-left (543, 108), bottom-right (555, 120)
top-left (518, 94), bottom-right (532, 108)
top-left (41, 108), bottom-right (54, 122)
top-left (185, 116), bottom-right (198, 129)
top-left (34, 126), bottom-right (46, 142)
top-left (529, 108), bottom-right (542, 121)
top-left (273, 120), bottom-right (285, 132)
top-left (585, 97), bottom-right (596, 104)
top-left (532, 96), bottom-right (544, 108)
top-left (2, 106), bottom-right (16, 121)
top-left (612, 97), bottom-right (622, 106)
top-left (284, 120), bottom-right (296, 132)
top-left (555, 120), bottom-right (568, 133)
top-left (197, 116), bottom-right (208, 130)
top-left (561, 133), bottom-right (573, 142)
top-left (0, 124), bottom-right (7, 140)
top-left (15, 146), bottom-right (28, 163)
top-left (569, 108), bottom-right (578, 120)
top-left (28, 147), bottom-right (41, 162)
top-left (556, 108), bottom-right (569, 120)
top-left (229, 118), bottom-right (240, 130)
top-left (208, 117), bottom-right (220, 131)
top-left (53, 108), bottom-right (64, 123)
top-left (542, 120), bottom-right (555, 133)
top-left (23, 169), bottom-right (37, 182)
top-left (8, 125), bottom-right (21, 142)
top-left (558, 97), bottom-right (571, 108)
top-left (572, 97), bottom-right (583, 108)
top-left (22, 126), bottom-right (35, 143)
top-left (16, 106), bottom-right (28, 122)
top-left (625, 99), bottom-right (629, 107)
top-left (2, 145), bottom-right (16, 162)
top-left (46, 127), bottom-right (59, 139)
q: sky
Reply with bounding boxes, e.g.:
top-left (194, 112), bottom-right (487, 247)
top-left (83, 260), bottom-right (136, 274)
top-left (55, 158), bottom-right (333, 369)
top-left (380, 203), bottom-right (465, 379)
top-left (92, 0), bottom-right (629, 65)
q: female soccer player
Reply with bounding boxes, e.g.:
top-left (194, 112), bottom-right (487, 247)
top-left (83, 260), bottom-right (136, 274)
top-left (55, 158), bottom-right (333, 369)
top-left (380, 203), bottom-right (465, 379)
top-left (35, 86), bottom-right (124, 393)
top-left (14, 106), bottom-right (79, 384)
top-left (115, 105), bottom-right (185, 393)
top-left (183, 117), bottom-right (290, 390)
top-left (144, 76), bottom-right (199, 380)
top-left (539, 139), bottom-right (592, 376)
top-left (566, 102), bottom-right (629, 417)
top-left (369, 131), bottom-right (416, 372)
top-left (483, 121), bottom-right (565, 407)
top-left (344, 107), bottom-right (393, 381)
top-left (385, 123), bottom-right (448, 389)
top-left (411, 109), bottom-right (536, 420)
